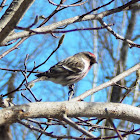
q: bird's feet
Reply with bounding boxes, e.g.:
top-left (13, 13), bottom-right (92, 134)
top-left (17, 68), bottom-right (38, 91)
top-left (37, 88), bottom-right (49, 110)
top-left (68, 84), bottom-right (75, 100)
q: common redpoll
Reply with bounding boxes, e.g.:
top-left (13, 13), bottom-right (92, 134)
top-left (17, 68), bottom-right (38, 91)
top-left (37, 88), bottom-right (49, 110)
top-left (27, 52), bottom-right (97, 88)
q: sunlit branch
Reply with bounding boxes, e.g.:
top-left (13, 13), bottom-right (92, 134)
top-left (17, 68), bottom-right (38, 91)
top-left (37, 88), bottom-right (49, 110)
top-left (1, 102), bottom-right (140, 125)
top-left (15, 24), bottom-right (114, 34)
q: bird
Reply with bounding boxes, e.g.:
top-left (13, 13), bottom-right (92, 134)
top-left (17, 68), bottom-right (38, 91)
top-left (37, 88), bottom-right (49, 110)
top-left (27, 52), bottom-right (97, 99)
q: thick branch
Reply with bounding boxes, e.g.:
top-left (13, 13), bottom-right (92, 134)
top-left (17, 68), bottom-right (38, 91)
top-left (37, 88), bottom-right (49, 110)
top-left (0, 0), bottom-right (35, 43)
top-left (0, 102), bottom-right (140, 126)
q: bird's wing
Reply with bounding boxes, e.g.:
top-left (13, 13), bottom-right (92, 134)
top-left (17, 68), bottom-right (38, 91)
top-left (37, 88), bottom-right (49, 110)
top-left (56, 56), bottom-right (85, 73)
top-left (36, 56), bottom-right (85, 78)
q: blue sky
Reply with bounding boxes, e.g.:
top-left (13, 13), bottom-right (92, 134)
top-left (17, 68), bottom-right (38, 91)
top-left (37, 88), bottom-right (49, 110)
top-left (0, 0), bottom-right (140, 139)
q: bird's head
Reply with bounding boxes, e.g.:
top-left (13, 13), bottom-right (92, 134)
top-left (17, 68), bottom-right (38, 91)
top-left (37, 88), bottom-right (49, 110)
top-left (83, 52), bottom-right (98, 65)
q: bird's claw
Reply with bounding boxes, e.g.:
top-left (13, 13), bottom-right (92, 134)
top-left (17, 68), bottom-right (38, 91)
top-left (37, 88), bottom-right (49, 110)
top-left (68, 84), bottom-right (75, 100)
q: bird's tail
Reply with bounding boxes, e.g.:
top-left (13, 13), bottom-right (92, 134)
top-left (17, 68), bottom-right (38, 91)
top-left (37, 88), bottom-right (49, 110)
top-left (26, 78), bottom-right (42, 88)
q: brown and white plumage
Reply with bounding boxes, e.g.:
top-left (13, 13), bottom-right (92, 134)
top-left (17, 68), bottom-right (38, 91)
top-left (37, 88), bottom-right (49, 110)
top-left (27, 52), bottom-right (97, 88)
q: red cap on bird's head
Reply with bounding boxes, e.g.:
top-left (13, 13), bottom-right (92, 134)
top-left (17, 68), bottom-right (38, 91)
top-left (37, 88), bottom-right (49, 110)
top-left (87, 52), bottom-right (98, 64)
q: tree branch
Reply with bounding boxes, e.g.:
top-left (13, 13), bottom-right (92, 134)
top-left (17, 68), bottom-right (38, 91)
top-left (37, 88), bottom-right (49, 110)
top-left (0, 0), bottom-right (35, 44)
top-left (0, 102), bottom-right (140, 126)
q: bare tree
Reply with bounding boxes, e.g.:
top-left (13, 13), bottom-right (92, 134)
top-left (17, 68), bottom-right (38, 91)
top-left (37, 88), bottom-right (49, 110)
top-left (0, 0), bottom-right (140, 139)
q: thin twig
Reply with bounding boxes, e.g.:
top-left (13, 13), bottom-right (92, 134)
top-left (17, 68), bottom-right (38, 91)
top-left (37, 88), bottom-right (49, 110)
top-left (18, 120), bottom-right (53, 136)
top-left (21, 70), bottom-right (41, 102)
top-left (34, 34), bottom-right (65, 69)
top-left (18, 120), bottom-right (80, 139)
top-left (15, 15), bottom-right (39, 31)
top-left (25, 84), bottom-right (42, 102)
top-left (27, 15), bottom-right (39, 28)
top-left (0, 0), bottom-right (7, 11)
top-left (62, 114), bottom-right (96, 138)
top-left (120, 88), bottom-right (134, 103)
top-left (21, 93), bottom-right (32, 102)
top-left (0, 38), bottom-right (27, 59)
top-left (76, 119), bottom-right (139, 135)
top-left (37, 125), bottom-right (49, 140)
top-left (24, 54), bottom-right (29, 74)
top-left (0, 67), bottom-right (40, 73)
top-left (38, 0), bottom-right (85, 27)
top-left (81, 0), bottom-right (115, 17)
top-left (113, 82), bottom-right (130, 90)
top-left (2, 39), bottom-right (19, 46)
top-left (108, 118), bottom-right (123, 140)
top-left (38, 0), bottom-right (64, 27)
top-left (48, 0), bottom-right (88, 7)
